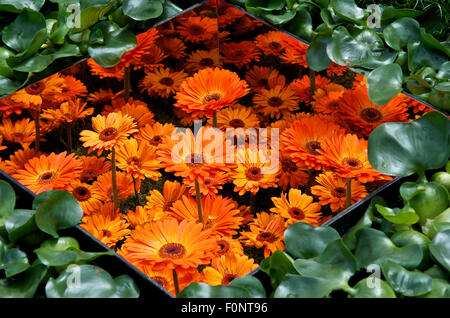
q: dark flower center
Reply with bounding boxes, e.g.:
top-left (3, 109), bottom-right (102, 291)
top-left (127, 156), bottom-right (142, 168)
top-left (25, 82), bottom-right (45, 95)
top-left (202, 92), bottom-right (222, 104)
top-left (281, 157), bottom-right (298, 172)
top-left (99, 127), bottom-right (119, 141)
top-left (73, 186), bottom-right (91, 201)
top-left (200, 58), bottom-right (214, 67)
top-left (189, 25), bottom-right (204, 36)
top-left (149, 135), bottom-right (163, 146)
top-left (186, 153), bottom-right (203, 169)
top-left (232, 51), bottom-right (245, 58)
top-left (269, 41), bottom-right (282, 50)
top-left (39, 172), bottom-right (55, 184)
top-left (267, 97), bottom-right (283, 107)
top-left (216, 239), bottom-right (230, 255)
top-left (305, 140), bottom-right (322, 156)
top-left (288, 207), bottom-right (305, 220)
top-left (222, 274), bottom-right (239, 286)
top-left (13, 132), bottom-right (24, 139)
top-left (158, 243), bottom-right (187, 259)
top-left (102, 229), bottom-right (112, 237)
top-left (159, 77), bottom-right (174, 86)
top-left (332, 186), bottom-right (346, 198)
top-left (81, 169), bottom-right (98, 182)
top-left (152, 276), bottom-right (169, 289)
top-left (342, 157), bottom-right (363, 169)
top-left (360, 107), bottom-right (383, 123)
top-left (163, 200), bottom-right (173, 212)
top-left (257, 78), bottom-right (269, 87)
top-left (256, 231), bottom-right (276, 243)
top-left (229, 119), bottom-right (245, 128)
top-left (245, 167), bottom-right (262, 181)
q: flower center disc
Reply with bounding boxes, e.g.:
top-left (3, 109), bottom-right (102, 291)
top-left (149, 135), bottom-right (162, 146)
top-left (127, 156), bottom-right (142, 168)
top-left (222, 274), bottom-right (239, 286)
top-left (360, 107), bottom-right (383, 123)
top-left (245, 167), bottom-right (263, 181)
top-left (342, 157), bottom-right (363, 170)
top-left (202, 92), bottom-right (222, 105)
top-left (267, 97), bottom-right (283, 107)
top-left (73, 186), bottom-right (91, 201)
top-left (38, 171), bottom-right (56, 184)
top-left (81, 169), bottom-right (98, 182)
top-left (159, 77), bottom-right (174, 86)
top-left (25, 82), bottom-right (45, 95)
top-left (288, 207), bottom-right (305, 220)
top-left (305, 140), bottom-right (322, 156)
top-left (332, 186), bottom-right (347, 198)
top-left (281, 157), bottom-right (298, 172)
top-left (256, 231), bottom-right (276, 243)
top-left (200, 58), bottom-right (214, 67)
top-left (269, 41), bottom-right (282, 50)
top-left (216, 239), bottom-right (230, 255)
top-left (158, 243), bottom-right (187, 259)
top-left (229, 119), bottom-right (245, 128)
top-left (189, 25), bottom-right (204, 36)
top-left (99, 127), bottom-right (119, 141)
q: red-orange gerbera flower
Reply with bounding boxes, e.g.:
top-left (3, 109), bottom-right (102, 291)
top-left (0, 96), bottom-right (30, 117)
top-left (1, 148), bottom-right (42, 175)
top-left (169, 195), bottom-right (243, 237)
top-left (87, 58), bottom-right (125, 80)
top-left (220, 41), bottom-right (261, 68)
top-left (0, 118), bottom-right (37, 148)
top-left (271, 188), bottom-right (322, 227)
top-left (136, 122), bottom-right (175, 148)
top-left (101, 96), bottom-right (147, 115)
top-left (120, 217), bottom-right (217, 271)
top-left (134, 44), bottom-right (166, 71)
top-left (11, 74), bottom-right (65, 106)
top-left (124, 205), bottom-right (158, 228)
top-left (311, 172), bottom-right (368, 213)
top-left (255, 30), bottom-right (287, 56)
top-left (185, 170), bottom-right (229, 196)
top-left (68, 181), bottom-right (102, 215)
top-left (81, 212), bottom-right (130, 248)
top-left (289, 74), bottom-right (331, 105)
top-left (202, 254), bottom-right (258, 286)
top-left (41, 98), bottom-right (94, 128)
top-left (114, 138), bottom-right (161, 181)
top-left (155, 37), bottom-right (186, 59)
top-left (121, 28), bottom-right (159, 68)
top-left (280, 116), bottom-right (346, 170)
top-left (253, 85), bottom-right (299, 119)
top-left (93, 171), bottom-right (136, 202)
top-left (311, 83), bottom-right (346, 115)
top-left (240, 212), bottom-right (285, 258)
top-left (338, 86), bottom-right (409, 136)
top-left (13, 152), bottom-right (81, 194)
top-left (185, 49), bottom-right (221, 73)
top-left (174, 67), bottom-right (249, 118)
top-left (352, 73), bottom-right (367, 88)
top-left (326, 62), bottom-right (348, 77)
top-left (140, 67), bottom-right (188, 98)
top-left (54, 75), bottom-right (88, 103)
top-left (176, 16), bottom-right (217, 43)
top-left (213, 237), bottom-right (244, 258)
top-left (281, 37), bottom-right (308, 67)
top-left (79, 112), bottom-right (138, 155)
top-left (319, 132), bottom-right (391, 183)
top-left (277, 156), bottom-right (309, 191)
top-left (210, 105), bottom-right (260, 130)
top-left (145, 180), bottom-right (187, 220)
top-left (87, 88), bottom-right (116, 104)
top-left (78, 156), bottom-right (111, 182)
top-left (245, 66), bottom-right (286, 93)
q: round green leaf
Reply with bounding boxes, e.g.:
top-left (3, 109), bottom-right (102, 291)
top-left (381, 260), bottom-right (433, 297)
top-left (110, 275), bottom-right (140, 298)
top-left (274, 274), bottom-right (331, 298)
top-left (261, 10), bottom-right (297, 25)
top-left (34, 190), bottom-right (83, 238)
top-left (69, 0), bottom-right (115, 33)
top-left (0, 180), bottom-right (16, 226)
top-left (367, 64), bottom-right (403, 105)
top-left (368, 111), bottom-right (450, 178)
top-left (246, 0), bottom-right (285, 12)
top-left (260, 250), bottom-right (296, 287)
top-left (306, 33), bottom-right (332, 71)
top-left (0, 0), bottom-right (45, 12)
top-left (375, 205), bottom-right (419, 225)
top-left (314, 239), bottom-right (357, 272)
top-left (4, 209), bottom-right (37, 243)
top-left (286, 10), bottom-right (313, 41)
top-left (0, 264), bottom-right (48, 298)
top-left (383, 17), bottom-right (420, 51)
top-left (429, 229), bottom-right (450, 272)
top-left (122, 0), bottom-right (163, 21)
top-left (437, 61), bottom-right (450, 80)
top-left (327, 27), bottom-right (371, 67)
top-left (330, 0), bottom-right (365, 24)
top-left (352, 278), bottom-right (396, 298)
top-left (391, 230), bottom-right (431, 268)
top-left (284, 222), bottom-right (340, 259)
top-left (408, 41), bottom-right (448, 73)
top-left (227, 276), bottom-right (266, 298)
top-left (0, 47), bottom-right (15, 77)
top-left (424, 265), bottom-right (448, 280)
top-left (421, 278), bottom-right (450, 298)
top-left (3, 248), bottom-right (30, 277)
top-left (381, 6), bottom-right (423, 22)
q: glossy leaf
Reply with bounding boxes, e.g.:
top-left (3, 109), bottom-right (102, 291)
top-left (284, 222), bottom-right (340, 259)
top-left (4, 209), bottom-right (37, 243)
top-left (3, 248), bottom-right (30, 277)
top-left (381, 261), bottom-right (433, 297)
top-left (34, 190), bottom-right (83, 238)
top-left (0, 236), bottom-right (7, 267)
top-left (437, 61), bottom-right (450, 80)
top-left (381, 6), bottom-right (423, 22)
top-left (0, 75), bottom-right (29, 96)
top-left (327, 27), bottom-right (370, 67)
top-left (368, 111), bottom-right (450, 178)
top-left (259, 250), bottom-right (296, 287)
top-left (367, 64), bottom-right (403, 105)
top-left (391, 230), bottom-right (431, 268)
top-left (286, 10), bottom-right (313, 41)
top-left (422, 207), bottom-right (450, 239)
top-left (314, 239), bottom-right (357, 272)
top-left (424, 265), bottom-right (448, 280)
top-left (261, 9), bottom-right (297, 25)
top-left (0, 180), bottom-right (16, 226)
top-left (70, 0), bottom-right (114, 33)
top-left (122, 0), bottom-right (163, 21)
top-left (227, 276), bottom-right (267, 298)
top-left (306, 32), bottom-right (332, 71)
top-left (383, 17), bottom-right (420, 51)
top-left (110, 275), bottom-right (140, 298)
top-left (352, 278), bottom-right (396, 298)
top-left (406, 182), bottom-right (449, 225)
top-left (6, 28), bottom-right (48, 65)
top-left (330, 0), bottom-right (365, 24)
top-left (0, 0), bottom-right (45, 12)
top-left (274, 274), bottom-right (330, 298)
top-left (375, 204), bottom-right (419, 225)
top-left (408, 41), bottom-right (448, 73)
top-left (0, 47), bottom-right (15, 77)
top-left (429, 229), bottom-right (450, 272)
top-left (0, 264), bottom-right (48, 298)
top-left (246, 0), bottom-right (285, 12)
top-left (421, 279), bottom-right (450, 298)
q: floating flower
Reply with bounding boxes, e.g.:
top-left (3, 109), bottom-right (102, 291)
top-left (93, 171), bottom-right (136, 202)
top-left (78, 156), bottom-right (111, 182)
top-left (87, 88), bottom-right (116, 104)
top-left (326, 62), bottom-right (348, 77)
top-left (55, 75), bottom-right (88, 103)
top-left (11, 74), bottom-right (65, 107)
top-left (202, 254), bottom-right (258, 286)
top-left (81, 211), bottom-right (130, 248)
top-left (145, 180), bottom-right (187, 220)
top-left (253, 85), bottom-right (299, 119)
top-left (68, 181), bottom-right (102, 215)
top-left (245, 66), bottom-right (286, 93)
top-left (311, 172), bottom-right (368, 213)
top-left (255, 30), bottom-right (287, 56)
top-left (116, 103), bottom-right (155, 130)
top-left (213, 237), bottom-right (244, 258)
top-left (13, 152), bottom-right (81, 194)
top-left (174, 67), bottom-right (249, 118)
top-left (220, 41), bottom-right (261, 68)
top-left (271, 188), bottom-right (322, 227)
top-left (289, 74), bottom-right (330, 105)
top-left (177, 16), bottom-right (217, 43)
top-left (0, 118), bottom-right (37, 148)
top-left (140, 67), bottom-right (188, 98)
top-left (87, 58), bottom-right (125, 80)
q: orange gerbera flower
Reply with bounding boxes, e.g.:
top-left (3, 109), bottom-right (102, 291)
top-left (145, 180), bottom-right (187, 220)
top-left (213, 237), bottom-right (244, 258)
top-left (0, 118), bottom-right (36, 148)
top-left (398, 93), bottom-right (432, 115)
top-left (136, 122), bottom-right (175, 148)
top-left (139, 67), bottom-right (188, 98)
top-left (326, 62), bottom-right (348, 77)
top-left (87, 58), bottom-right (125, 80)
top-left (79, 112), bottom-right (138, 155)
top-left (280, 116), bottom-right (346, 170)
top-left (120, 217), bottom-right (216, 271)
top-left (319, 132), bottom-right (390, 183)
top-left (117, 103), bottom-right (155, 130)
top-left (155, 37), bottom-right (186, 59)
top-left (270, 112), bottom-right (313, 134)
top-left (114, 138), bottom-right (161, 181)
top-left (210, 105), bottom-right (260, 130)
top-left (202, 254), bottom-right (258, 286)
top-left (1, 148), bottom-right (42, 175)
top-left (185, 49), bottom-right (221, 73)
top-left (13, 152), bottom-right (81, 194)
top-left (255, 30), bottom-right (287, 56)
top-left (0, 135), bottom-right (6, 151)
top-left (230, 148), bottom-right (278, 195)
top-left (87, 88), bottom-right (116, 104)
top-left (174, 67), bottom-right (249, 118)
top-left (93, 171), bottom-right (136, 202)
top-left (0, 96), bottom-right (30, 117)
top-left (68, 181), bottom-right (102, 215)
top-left (81, 212), bottom-right (130, 248)
top-left (220, 41), bottom-right (261, 68)
top-left (176, 16), bottom-right (217, 43)
top-left (289, 74), bottom-right (331, 105)
top-left (271, 188), bottom-right (322, 227)
top-left (134, 44), bottom-right (166, 71)
top-left (101, 96), bottom-right (147, 115)
top-left (277, 156), bottom-right (309, 191)
top-left (185, 170), bottom-right (229, 196)
top-left (338, 86), bottom-right (409, 136)
top-left (311, 83), bottom-right (346, 115)
top-left (217, 5), bottom-right (246, 26)
top-left (124, 205), bottom-right (158, 228)
top-left (11, 74), bottom-right (65, 107)
top-left (253, 85), bottom-right (299, 119)
top-left (245, 66), bottom-right (286, 93)
top-left (78, 156), bottom-right (111, 182)
top-left (311, 172), bottom-right (368, 213)
top-left (54, 75), bottom-right (88, 103)
top-left (352, 73), bottom-right (367, 88)
top-left (281, 37), bottom-right (308, 67)
top-left (239, 212), bottom-right (285, 258)
top-left (121, 28), bottom-right (159, 68)
top-left (169, 195), bottom-right (243, 237)
top-left (41, 98), bottom-right (94, 127)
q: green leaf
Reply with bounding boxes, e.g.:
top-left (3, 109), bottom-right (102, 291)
top-left (261, 9), bottom-right (297, 25)
top-left (375, 204), bottom-right (419, 225)
top-left (381, 6), bottom-right (423, 22)
top-left (286, 10), bottom-right (313, 41)
top-left (428, 88), bottom-right (450, 112)
top-left (306, 33), bottom-right (332, 71)
top-left (391, 230), bottom-right (431, 269)
top-left (4, 209), bottom-right (37, 243)
top-left (0, 236), bottom-right (7, 267)
top-left (330, 0), bottom-right (365, 24)
top-left (419, 29), bottom-right (450, 58)
top-left (110, 275), bottom-right (140, 298)
top-left (0, 264), bottom-right (48, 298)
top-left (228, 276), bottom-right (266, 298)
top-left (34, 190), bottom-right (83, 238)
top-left (437, 61), bottom-right (450, 80)
top-left (0, 75), bottom-right (29, 96)
top-left (246, 0), bottom-right (285, 12)
top-left (327, 26), bottom-right (370, 67)
top-left (429, 229), bottom-right (450, 272)
top-left (368, 111), bottom-right (450, 178)
top-left (260, 250), bottom-right (296, 287)
top-left (424, 265), bottom-right (448, 280)
top-left (381, 260), bottom-right (433, 296)
top-left (408, 41), bottom-right (448, 73)
top-left (274, 274), bottom-right (331, 298)
top-left (383, 17), bottom-right (420, 51)
top-left (314, 239), bottom-right (357, 273)
top-left (422, 207), bottom-right (450, 239)
top-left (6, 28), bottom-right (48, 65)
top-left (420, 279), bottom-right (450, 298)
top-left (3, 248), bottom-right (30, 277)
top-left (122, 0), bottom-right (163, 21)
top-left (0, 180), bottom-right (16, 226)
top-left (46, 264), bottom-right (117, 298)
top-left (0, 0), bottom-right (45, 12)
top-left (284, 222), bottom-right (340, 259)
top-left (2, 9), bottom-right (47, 53)
top-left (88, 21), bottom-right (137, 67)
top-left (70, 0), bottom-right (114, 33)
top-left (354, 228), bottom-right (423, 270)
top-left (352, 278), bottom-right (397, 298)
top-left (0, 47), bottom-right (15, 77)
top-left (366, 64), bottom-right (403, 105)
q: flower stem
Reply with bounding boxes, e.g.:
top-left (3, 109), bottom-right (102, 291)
top-left (212, 110), bottom-right (218, 128)
top-left (345, 178), bottom-right (352, 209)
top-left (195, 179), bottom-right (204, 224)
top-left (309, 69), bottom-right (316, 97)
top-left (111, 147), bottom-right (119, 211)
top-left (34, 110), bottom-right (40, 154)
top-left (124, 66), bottom-right (131, 101)
top-left (172, 269), bottom-right (180, 296)
top-left (132, 175), bottom-right (140, 204)
top-left (66, 124), bottom-right (73, 151)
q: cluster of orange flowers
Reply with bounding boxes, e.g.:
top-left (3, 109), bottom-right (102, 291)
top-left (0, 1), bottom-right (433, 296)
